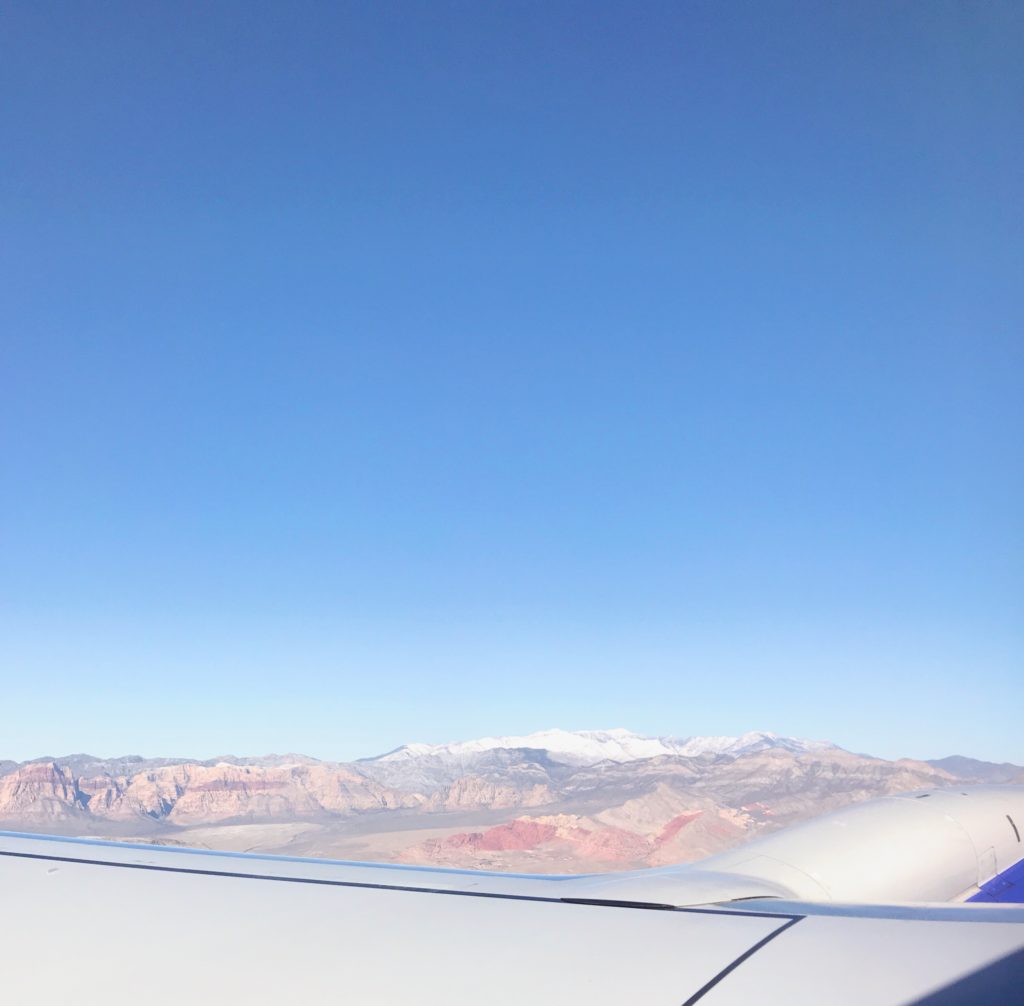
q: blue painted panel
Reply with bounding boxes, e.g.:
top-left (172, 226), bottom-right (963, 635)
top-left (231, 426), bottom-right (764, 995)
top-left (967, 855), bottom-right (1024, 903)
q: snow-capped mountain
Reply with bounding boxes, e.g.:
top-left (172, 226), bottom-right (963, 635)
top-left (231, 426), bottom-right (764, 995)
top-left (671, 731), bottom-right (838, 758)
top-left (370, 728), bottom-right (836, 768)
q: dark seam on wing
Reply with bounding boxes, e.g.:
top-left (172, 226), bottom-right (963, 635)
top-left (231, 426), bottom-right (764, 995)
top-left (0, 849), bottom-right (802, 920)
top-left (677, 915), bottom-right (803, 1006)
top-left (1007, 815), bottom-right (1021, 843)
top-left (561, 897), bottom-right (676, 910)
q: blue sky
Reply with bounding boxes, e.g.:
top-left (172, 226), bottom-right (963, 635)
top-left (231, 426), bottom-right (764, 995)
top-left (2, 2), bottom-right (1021, 763)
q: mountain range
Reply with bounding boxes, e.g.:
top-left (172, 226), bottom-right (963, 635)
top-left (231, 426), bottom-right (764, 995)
top-left (372, 728), bottom-right (836, 767)
top-left (2, 729), bottom-right (1020, 873)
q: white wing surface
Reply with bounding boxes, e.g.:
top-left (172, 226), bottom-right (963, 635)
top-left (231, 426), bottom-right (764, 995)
top-left (1, 786), bottom-right (1022, 1004)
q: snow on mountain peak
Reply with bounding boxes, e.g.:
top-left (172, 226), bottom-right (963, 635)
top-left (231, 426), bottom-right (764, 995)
top-left (373, 728), bottom-right (835, 766)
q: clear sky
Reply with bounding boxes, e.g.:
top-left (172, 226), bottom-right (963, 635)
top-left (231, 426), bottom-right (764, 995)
top-left (2, 2), bottom-right (1021, 764)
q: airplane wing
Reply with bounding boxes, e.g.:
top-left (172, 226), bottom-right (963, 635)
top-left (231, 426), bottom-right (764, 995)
top-left (1, 786), bottom-right (1022, 1004)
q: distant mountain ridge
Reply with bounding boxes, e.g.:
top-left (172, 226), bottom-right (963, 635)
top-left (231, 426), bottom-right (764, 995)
top-left (926, 755), bottom-right (1024, 785)
top-left (1, 730), bottom-right (1020, 874)
top-left (369, 728), bottom-right (837, 768)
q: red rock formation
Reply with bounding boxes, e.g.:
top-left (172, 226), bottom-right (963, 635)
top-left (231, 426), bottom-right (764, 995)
top-left (0, 762), bottom-right (85, 821)
top-left (654, 811), bottom-right (704, 846)
top-left (477, 819), bottom-right (559, 851)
